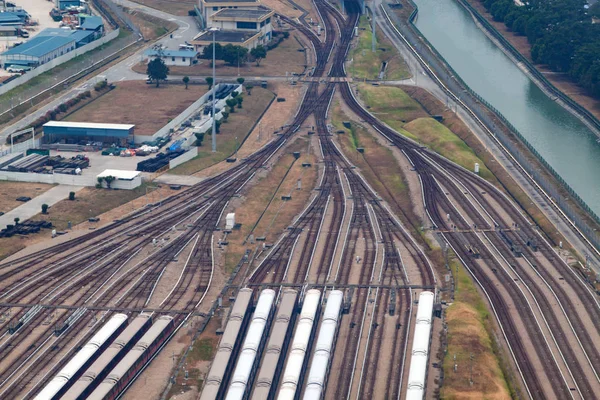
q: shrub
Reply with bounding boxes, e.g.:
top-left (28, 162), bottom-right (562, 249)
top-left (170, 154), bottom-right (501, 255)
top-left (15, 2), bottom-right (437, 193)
top-left (69, 191), bottom-right (75, 201)
top-left (58, 103), bottom-right (67, 113)
top-left (41, 204), bottom-right (48, 214)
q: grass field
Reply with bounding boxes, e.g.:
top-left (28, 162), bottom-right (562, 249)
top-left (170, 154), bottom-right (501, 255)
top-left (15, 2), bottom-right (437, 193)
top-left (169, 88), bottom-right (275, 175)
top-left (0, 182), bottom-right (55, 215)
top-left (64, 81), bottom-right (207, 136)
top-left (0, 184), bottom-right (152, 261)
top-left (130, 0), bottom-right (196, 16)
top-left (356, 84), bottom-right (493, 181)
top-left (349, 16), bottom-right (411, 81)
top-left (441, 257), bottom-right (513, 399)
top-left (135, 34), bottom-right (307, 77)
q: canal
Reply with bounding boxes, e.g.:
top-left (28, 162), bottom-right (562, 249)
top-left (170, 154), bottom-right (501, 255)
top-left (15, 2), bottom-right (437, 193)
top-left (412, 0), bottom-right (600, 215)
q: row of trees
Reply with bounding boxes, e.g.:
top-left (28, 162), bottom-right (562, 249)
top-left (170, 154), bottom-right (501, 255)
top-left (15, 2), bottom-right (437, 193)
top-left (194, 90), bottom-right (245, 146)
top-left (479, 0), bottom-right (600, 98)
top-left (201, 43), bottom-right (267, 66)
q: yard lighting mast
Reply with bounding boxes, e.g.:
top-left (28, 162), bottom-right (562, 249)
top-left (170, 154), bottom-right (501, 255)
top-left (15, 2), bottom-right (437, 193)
top-left (210, 27), bottom-right (220, 153)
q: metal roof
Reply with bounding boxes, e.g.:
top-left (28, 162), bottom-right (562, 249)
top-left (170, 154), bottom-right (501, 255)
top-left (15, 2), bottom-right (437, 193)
top-left (144, 49), bottom-right (198, 58)
top-left (194, 29), bottom-right (257, 43)
top-left (97, 169), bottom-right (140, 180)
top-left (0, 12), bottom-right (24, 22)
top-left (1, 35), bottom-right (75, 58)
top-left (79, 15), bottom-right (103, 30)
top-left (212, 6), bottom-right (272, 19)
top-left (44, 121), bottom-right (135, 130)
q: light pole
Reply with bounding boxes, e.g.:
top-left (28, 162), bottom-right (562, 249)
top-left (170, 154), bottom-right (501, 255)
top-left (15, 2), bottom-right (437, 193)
top-left (210, 27), bottom-right (220, 153)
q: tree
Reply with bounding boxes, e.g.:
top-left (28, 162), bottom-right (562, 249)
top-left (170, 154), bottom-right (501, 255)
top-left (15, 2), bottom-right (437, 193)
top-left (237, 77), bottom-right (245, 85)
top-left (69, 191), bottom-right (75, 201)
top-left (226, 98), bottom-right (237, 113)
top-left (14, 217), bottom-right (19, 225)
top-left (221, 111), bottom-right (229, 122)
top-left (147, 58), bottom-right (169, 88)
top-left (206, 77), bottom-right (214, 90)
top-left (246, 84), bottom-right (253, 95)
top-left (42, 204), bottom-right (49, 214)
top-left (183, 76), bottom-right (190, 89)
top-left (215, 120), bottom-right (222, 133)
top-left (104, 175), bottom-right (115, 189)
top-left (250, 45), bottom-right (267, 66)
top-left (222, 44), bottom-right (248, 66)
top-left (236, 96), bottom-right (243, 109)
top-left (195, 131), bottom-right (205, 146)
top-left (201, 42), bottom-right (223, 60)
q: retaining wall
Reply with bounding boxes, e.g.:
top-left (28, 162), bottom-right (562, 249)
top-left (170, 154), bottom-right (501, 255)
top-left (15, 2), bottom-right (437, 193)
top-left (169, 146), bottom-right (198, 169)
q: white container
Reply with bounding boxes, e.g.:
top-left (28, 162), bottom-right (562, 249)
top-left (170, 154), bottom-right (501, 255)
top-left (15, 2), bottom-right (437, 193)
top-left (226, 213), bottom-right (235, 230)
top-left (474, 163), bottom-right (480, 174)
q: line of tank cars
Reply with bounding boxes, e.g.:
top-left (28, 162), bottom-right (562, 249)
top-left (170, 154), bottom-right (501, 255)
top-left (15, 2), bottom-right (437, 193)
top-left (201, 288), bottom-right (434, 400)
top-left (35, 314), bottom-right (175, 400)
top-left (33, 288), bottom-right (434, 400)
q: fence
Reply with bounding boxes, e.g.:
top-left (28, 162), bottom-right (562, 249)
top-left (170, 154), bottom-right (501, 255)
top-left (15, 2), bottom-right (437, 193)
top-left (0, 169), bottom-right (141, 189)
top-left (169, 147), bottom-right (198, 169)
top-left (384, 0), bottom-right (600, 250)
top-left (0, 138), bottom-right (41, 158)
top-left (0, 29), bottom-right (120, 97)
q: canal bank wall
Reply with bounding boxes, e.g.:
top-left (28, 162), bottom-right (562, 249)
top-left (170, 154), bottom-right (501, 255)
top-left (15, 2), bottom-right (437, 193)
top-left (455, 0), bottom-right (600, 138)
top-left (380, 0), bottom-right (600, 255)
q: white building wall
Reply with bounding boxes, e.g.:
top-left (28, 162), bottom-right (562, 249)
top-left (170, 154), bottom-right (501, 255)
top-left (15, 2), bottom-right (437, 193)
top-left (0, 170), bottom-right (142, 189)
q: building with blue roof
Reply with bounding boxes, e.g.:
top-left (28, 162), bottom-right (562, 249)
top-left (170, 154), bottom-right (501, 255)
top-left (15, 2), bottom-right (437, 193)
top-left (0, 12), bottom-right (25, 26)
top-left (144, 49), bottom-right (199, 66)
top-left (79, 15), bottom-right (103, 34)
top-left (0, 34), bottom-right (76, 67)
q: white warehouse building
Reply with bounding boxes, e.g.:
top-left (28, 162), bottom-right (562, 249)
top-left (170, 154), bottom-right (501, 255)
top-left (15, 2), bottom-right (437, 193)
top-left (143, 49), bottom-right (198, 66)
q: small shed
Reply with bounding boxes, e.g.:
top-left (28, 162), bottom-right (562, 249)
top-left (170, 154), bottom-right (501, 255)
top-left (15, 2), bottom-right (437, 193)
top-left (97, 169), bottom-right (142, 190)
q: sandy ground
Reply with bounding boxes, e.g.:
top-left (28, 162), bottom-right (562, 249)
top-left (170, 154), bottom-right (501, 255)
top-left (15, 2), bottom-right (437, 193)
top-left (0, 181), bottom-right (54, 215)
top-left (65, 81), bottom-right (208, 136)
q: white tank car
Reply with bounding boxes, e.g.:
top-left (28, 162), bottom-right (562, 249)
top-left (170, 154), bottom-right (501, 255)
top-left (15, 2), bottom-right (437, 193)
top-left (252, 289), bottom-right (298, 400)
top-left (226, 289), bottom-right (276, 400)
top-left (303, 290), bottom-right (343, 399)
top-left (406, 291), bottom-right (434, 400)
top-left (277, 289), bottom-right (321, 400)
top-left (201, 288), bottom-right (254, 400)
top-left (34, 313), bottom-right (128, 400)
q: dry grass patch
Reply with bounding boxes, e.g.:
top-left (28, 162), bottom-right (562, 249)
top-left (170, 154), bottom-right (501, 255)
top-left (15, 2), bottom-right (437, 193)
top-left (64, 81), bottom-right (207, 136)
top-left (129, 0), bottom-right (196, 16)
top-left (0, 182), bottom-right (55, 215)
top-left (223, 139), bottom-right (318, 273)
top-left (169, 88), bottom-right (275, 175)
top-left (123, 7), bottom-right (178, 41)
top-left (442, 258), bottom-right (513, 399)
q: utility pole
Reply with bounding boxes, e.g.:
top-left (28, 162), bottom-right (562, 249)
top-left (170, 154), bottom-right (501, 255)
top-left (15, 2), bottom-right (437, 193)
top-left (371, 18), bottom-right (376, 52)
top-left (210, 27), bottom-right (220, 153)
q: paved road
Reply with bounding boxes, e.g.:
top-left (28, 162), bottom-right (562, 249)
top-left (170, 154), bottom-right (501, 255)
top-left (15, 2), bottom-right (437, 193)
top-left (371, 0), bottom-right (600, 270)
top-left (0, 1), bottom-right (200, 144)
top-left (0, 185), bottom-right (84, 228)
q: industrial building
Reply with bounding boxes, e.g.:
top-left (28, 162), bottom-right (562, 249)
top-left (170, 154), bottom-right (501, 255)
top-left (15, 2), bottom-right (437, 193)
top-left (0, 35), bottom-right (76, 67)
top-left (0, 11), bottom-right (28, 26)
top-left (0, 16), bottom-right (104, 68)
top-left (144, 49), bottom-right (198, 66)
top-left (43, 121), bottom-right (135, 146)
top-left (193, 0), bottom-right (273, 50)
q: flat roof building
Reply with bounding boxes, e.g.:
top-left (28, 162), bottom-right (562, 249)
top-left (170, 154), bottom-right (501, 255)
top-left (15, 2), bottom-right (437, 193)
top-left (43, 121), bottom-right (135, 146)
top-left (191, 29), bottom-right (261, 50)
top-left (199, 0), bottom-right (259, 27)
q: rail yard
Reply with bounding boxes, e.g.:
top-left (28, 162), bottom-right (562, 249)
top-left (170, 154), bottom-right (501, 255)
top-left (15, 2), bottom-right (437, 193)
top-left (0, 0), bottom-right (599, 399)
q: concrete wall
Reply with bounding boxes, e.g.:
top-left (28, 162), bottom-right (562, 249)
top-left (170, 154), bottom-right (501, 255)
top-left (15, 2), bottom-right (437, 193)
top-left (0, 138), bottom-right (41, 158)
top-left (169, 146), bottom-right (198, 169)
top-left (0, 169), bottom-right (141, 189)
top-left (0, 29), bottom-right (119, 96)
